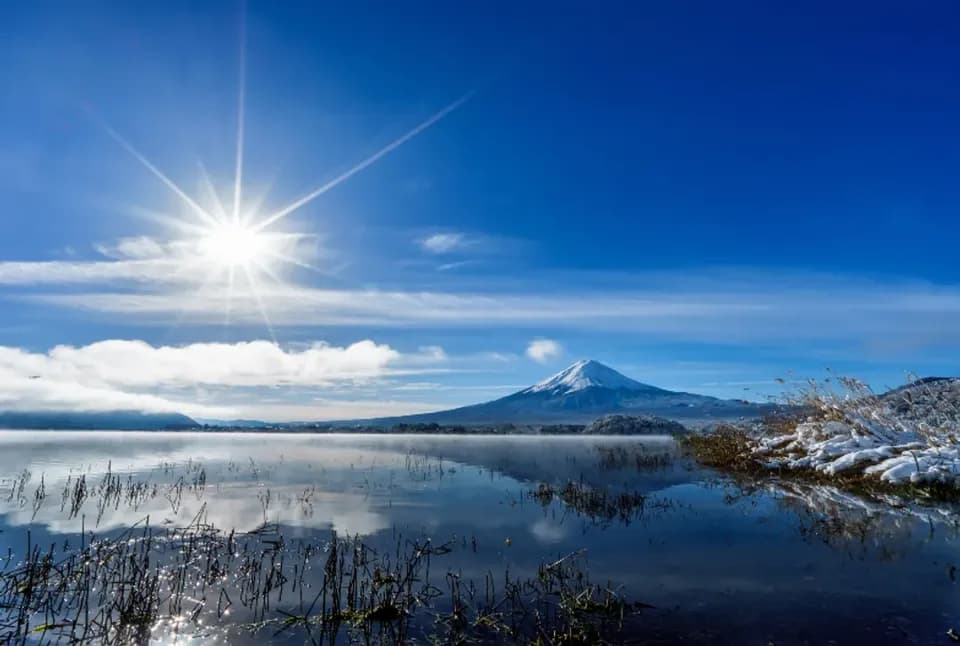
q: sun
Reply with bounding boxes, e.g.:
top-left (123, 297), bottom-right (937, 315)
top-left (198, 221), bottom-right (270, 269)
top-left (99, 15), bottom-right (471, 341)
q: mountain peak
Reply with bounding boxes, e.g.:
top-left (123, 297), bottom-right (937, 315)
top-left (524, 359), bottom-right (649, 394)
top-left (330, 358), bottom-right (775, 425)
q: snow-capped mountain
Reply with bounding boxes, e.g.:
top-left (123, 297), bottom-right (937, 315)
top-left (523, 359), bottom-right (652, 394)
top-left (346, 360), bottom-right (777, 426)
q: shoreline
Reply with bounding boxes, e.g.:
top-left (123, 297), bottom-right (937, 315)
top-left (680, 426), bottom-right (960, 503)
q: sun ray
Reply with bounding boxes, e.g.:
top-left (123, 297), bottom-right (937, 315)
top-left (232, 3), bottom-right (247, 225)
top-left (101, 123), bottom-right (220, 228)
top-left (253, 92), bottom-right (474, 231)
top-left (264, 250), bottom-right (319, 272)
top-left (198, 161), bottom-right (229, 223)
top-left (251, 255), bottom-right (283, 286)
top-left (121, 205), bottom-right (212, 237)
top-left (241, 264), bottom-right (277, 343)
top-left (93, 20), bottom-right (471, 342)
top-left (158, 263), bottom-right (226, 344)
top-left (224, 264), bottom-right (236, 328)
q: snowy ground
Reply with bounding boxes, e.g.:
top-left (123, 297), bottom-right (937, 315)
top-left (750, 378), bottom-right (960, 487)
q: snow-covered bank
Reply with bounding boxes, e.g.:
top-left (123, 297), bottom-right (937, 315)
top-left (753, 377), bottom-right (960, 487)
top-left (755, 420), bottom-right (960, 484)
top-left (683, 377), bottom-right (960, 495)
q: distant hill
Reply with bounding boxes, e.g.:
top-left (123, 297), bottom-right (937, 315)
top-left (194, 418), bottom-right (273, 428)
top-left (878, 376), bottom-right (959, 422)
top-left (0, 410), bottom-right (199, 431)
top-left (333, 359), bottom-right (780, 426)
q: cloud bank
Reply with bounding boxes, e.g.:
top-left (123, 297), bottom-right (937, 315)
top-left (0, 339), bottom-right (447, 419)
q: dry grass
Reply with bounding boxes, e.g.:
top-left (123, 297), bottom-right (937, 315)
top-left (0, 504), bottom-right (652, 644)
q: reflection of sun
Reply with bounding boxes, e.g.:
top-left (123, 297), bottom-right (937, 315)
top-left (101, 31), bottom-right (471, 339)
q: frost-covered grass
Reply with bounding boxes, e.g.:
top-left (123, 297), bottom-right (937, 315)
top-left (684, 375), bottom-right (960, 500)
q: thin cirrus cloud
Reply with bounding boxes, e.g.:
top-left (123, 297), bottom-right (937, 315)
top-left (95, 236), bottom-right (167, 260)
top-left (0, 258), bottom-right (184, 285)
top-left (3, 251), bottom-right (960, 354)
top-left (21, 280), bottom-right (960, 351)
top-left (0, 339), bottom-right (450, 418)
top-left (526, 339), bottom-right (563, 363)
top-left (0, 234), bottom-right (322, 286)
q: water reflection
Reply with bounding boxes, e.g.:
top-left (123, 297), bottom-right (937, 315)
top-left (738, 478), bottom-right (959, 561)
top-left (0, 431), bottom-right (957, 644)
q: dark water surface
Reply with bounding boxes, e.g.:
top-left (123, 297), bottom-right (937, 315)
top-left (0, 431), bottom-right (957, 644)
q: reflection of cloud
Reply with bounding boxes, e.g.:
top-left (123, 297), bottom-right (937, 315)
top-left (530, 517), bottom-right (569, 544)
top-left (0, 432), bottom-right (687, 541)
top-left (0, 437), bottom-right (424, 536)
top-left (1, 483), bottom-right (388, 536)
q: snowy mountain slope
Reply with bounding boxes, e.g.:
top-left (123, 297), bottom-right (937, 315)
top-left (337, 360), bottom-right (777, 426)
top-left (523, 359), bottom-right (658, 394)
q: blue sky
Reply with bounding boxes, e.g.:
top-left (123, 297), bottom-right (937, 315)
top-left (0, 1), bottom-right (958, 420)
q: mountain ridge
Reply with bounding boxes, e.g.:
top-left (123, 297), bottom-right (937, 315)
top-left (0, 410), bottom-right (199, 431)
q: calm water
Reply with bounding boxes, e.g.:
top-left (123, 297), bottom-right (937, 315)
top-left (0, 431), bottom-right (957, 644)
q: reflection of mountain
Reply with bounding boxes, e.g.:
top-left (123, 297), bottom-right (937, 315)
top-left (304, 433), bottom-right (697, 495)
top-left (346, 360), bottom-right (779, 425)
top-left (0, 410), bottom-right (198, 430)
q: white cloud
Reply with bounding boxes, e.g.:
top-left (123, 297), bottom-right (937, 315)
top-left (419, 233), bottom-right (466, 254)
top-left (0, 339), bottom-right (449, 419)
top-left (0, 339), bottom-right (412, 389)
top-left (0, 371), bottom-right (233, 418)
top-left (415, 345), bottom-right (448, 362)
top-left (526, 339), bottom-right (563, 363)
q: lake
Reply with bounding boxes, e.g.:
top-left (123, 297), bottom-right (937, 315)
top-left (0, 431), bottom-right (957, 644)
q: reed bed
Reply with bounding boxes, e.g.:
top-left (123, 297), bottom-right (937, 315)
top-left (529, 480), bottom-right (676, 528)
top-left (594, 445), bottom-right (673, 471)
top-left (1, 500), bottom-right (648, 644)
